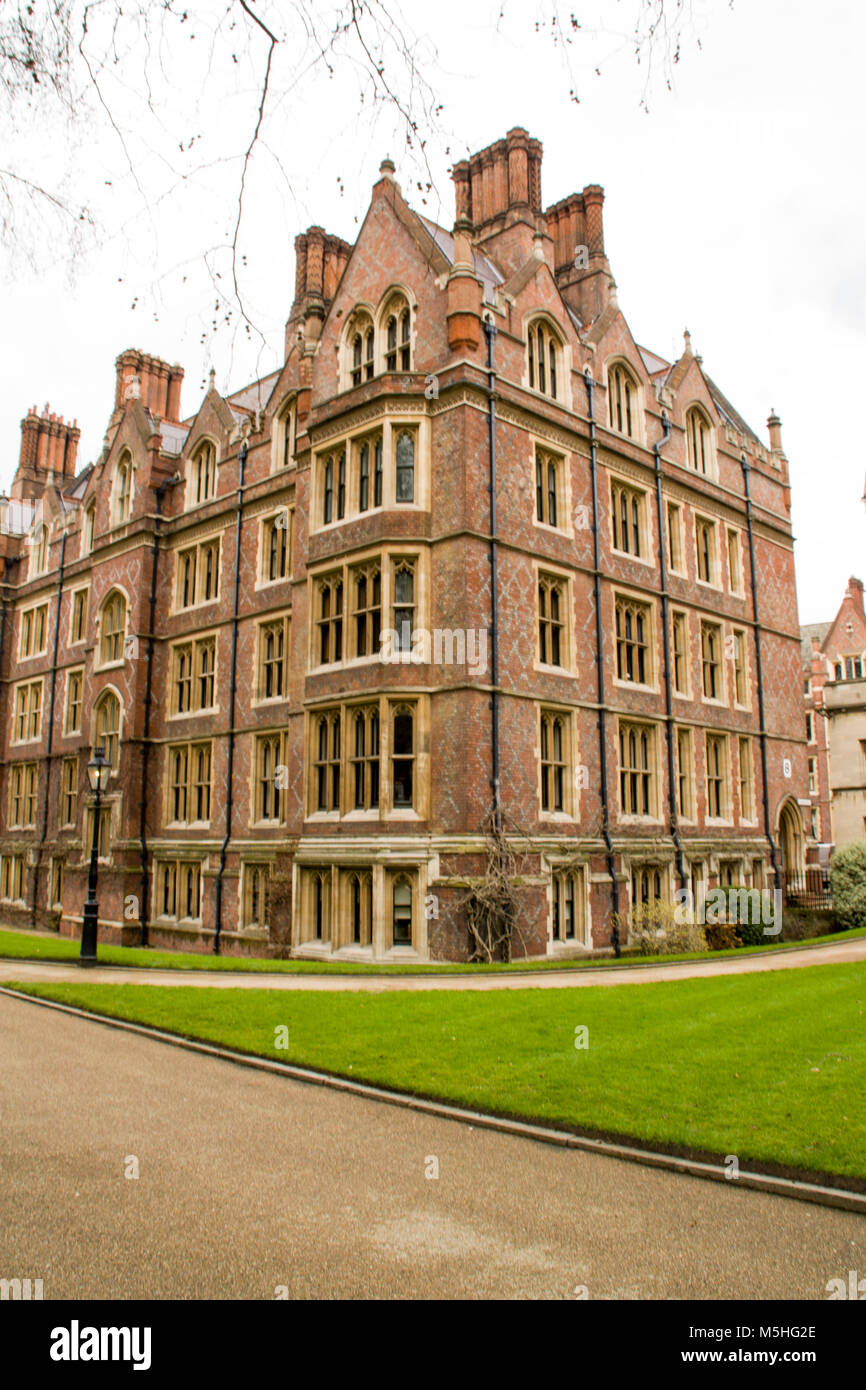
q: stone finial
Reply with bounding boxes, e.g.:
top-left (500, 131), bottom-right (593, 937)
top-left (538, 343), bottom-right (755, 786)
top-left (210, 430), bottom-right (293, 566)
top-left (208, 367), bottom-right (216, 392)
top-left (379, 158), bottom-right (396, 178)
top-left (683, 329), bottom-right (692, 356)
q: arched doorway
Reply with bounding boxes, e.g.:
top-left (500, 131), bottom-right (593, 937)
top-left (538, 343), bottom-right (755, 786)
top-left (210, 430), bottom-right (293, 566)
top-left (778, 799), bottom-right (805, 891)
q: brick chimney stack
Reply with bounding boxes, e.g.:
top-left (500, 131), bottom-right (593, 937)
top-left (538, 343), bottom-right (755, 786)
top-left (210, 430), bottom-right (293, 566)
top-left (451, 128), bottom-right (546, 278)
top-left (114, 350), bottom-right (184, 423)
top-left (287, 225), bottom-right (352, 356)
top-left (846, 576), bottom-right (864, 615)
top-left (545, 185), bottom-right (611, 327)
top-left (12, 404), bottom-right (81, 501)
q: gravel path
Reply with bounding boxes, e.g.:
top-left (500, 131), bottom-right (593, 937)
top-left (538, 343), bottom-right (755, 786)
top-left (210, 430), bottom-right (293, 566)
top-left (2, 990), bottom-right (862, 1299)
top-left (1, 936), bottom-right (864, 991)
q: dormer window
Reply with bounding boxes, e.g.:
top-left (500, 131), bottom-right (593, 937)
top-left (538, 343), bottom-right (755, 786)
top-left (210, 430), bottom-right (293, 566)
top-left (686, 406), bottom-right (713, 474)
top-left (383, 298), bottom-right (411, 372)
top-left (527, 320), bottom-right (560, 399)
top-left (343, 309), bottom-right (375, 390)
top-left (190, 441), bottom-right (216, 505)
top-left (608, 363), bottom-right (640, 439)
top-left (352, 325), bottom-right (375, 386)
top-left (113, 453), bottom-right (132, 525)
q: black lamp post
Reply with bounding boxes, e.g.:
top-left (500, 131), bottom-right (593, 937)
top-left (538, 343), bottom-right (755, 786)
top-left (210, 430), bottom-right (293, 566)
top-left (80, 747), bottom-right (111, 967)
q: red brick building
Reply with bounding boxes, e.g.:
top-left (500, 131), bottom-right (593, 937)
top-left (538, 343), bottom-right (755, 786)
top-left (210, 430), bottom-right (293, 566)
top-left (0, 128), bottom-right (809, 960)
top-left (802, 577), bottom-right (866, 856)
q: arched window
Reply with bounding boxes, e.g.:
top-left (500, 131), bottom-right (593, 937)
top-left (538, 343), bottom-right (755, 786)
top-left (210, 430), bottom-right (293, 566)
top-left (538, 576), bottom-right (565, 667)
top-left (94, 690), bottom-right (121, 770)
top-left (540, 711), bottom-right (567, 812)
top-left (353, 324), bottom-right (375, 385)
top-left (83, 504), bottom-right (95, 557)
top-left (381, 295), bottom-right (411, 372)
top-left (345, 310), bottom-right (375, 389)
top-left (314, 712), bottom-right (341, 812)
top-left (393, 564), bottom-right (415, 653)
top-left (527, 319), bottom-right (561, 400)
top-left (349, 871), bottom-right (373, 946)
top-left (350, 706), bottom-right (379, 809)
top-left (392, 707), bottom-right (414, 807)
top-left (274, 399), bottom-right (296, 470)
top-left (113, 453), bottom-right (132, 524)
top-left (608, 363), bottom-right (639, 439)
top-left (395, 430), bottom-right (415, 504)
top-left (321, 449), bottom-right (345, 525)
top-left (392, 875), bottom-right (413, 946)
top-left (190, 441), bottom-right (216, 504)
top-left (323, 456), bottom-right (334, 524)
top-left (313, 871), bottom-right (329, 940)
top-left (99, 591), bottom-right (126, 666)
top-left (686, 406), bottom-right (713, 474)
top-left (30, 525), bottom-right (49, 576)
top-left (244, 864), bottom-right (270, 931)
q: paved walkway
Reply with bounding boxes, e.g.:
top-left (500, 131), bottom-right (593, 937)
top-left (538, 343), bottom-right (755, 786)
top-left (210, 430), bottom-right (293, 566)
top-left (1, 935), bottom-right (864, 991)
top-left (2, 990), bottom-right (862, 1298)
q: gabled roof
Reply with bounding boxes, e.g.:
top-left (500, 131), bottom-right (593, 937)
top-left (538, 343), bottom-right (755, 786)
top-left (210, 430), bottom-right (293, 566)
top-left (384, 202), bottom-right (450, 280)
top-left (704, 373), bottom-right (760, 444)
top-left (800, 622), bottom-right (832, 664)
top-left (418, 216), bottom-right (503, 303)
top-left (637, 344), bottom-right (670, 377)
top-left (66, 464), bottom-right (93, 498)
top-left (500, 255), bottom-right (552, 302)
top-left (159, 421), bottom-right (189, 457)
top-left (581, 299), bottom-right (620, 347)
top-left (227, 370), bottom-right (282, 413)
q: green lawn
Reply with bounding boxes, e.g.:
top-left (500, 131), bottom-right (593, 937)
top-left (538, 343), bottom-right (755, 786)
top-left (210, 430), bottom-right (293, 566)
top-left (6, 962), bottom-right (866, 1183)
top-left (0, 923), bottom-right (861, 976)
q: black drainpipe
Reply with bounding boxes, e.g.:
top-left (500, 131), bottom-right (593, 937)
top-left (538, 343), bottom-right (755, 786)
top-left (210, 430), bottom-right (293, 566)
top-left (138, 472), bottom-right (179, 947)
top-left (483, 316), bottom-right (502, 832)
top-left (32, 528), bottom-right (67, 928)
top-left (653, 414), bottom-right (687, 891)
top-left (585, 369), bottom-right (620, 956)
top-left (0, 568), bottom-right (7, 690)
top-left (740, 452), bottom-right (780, 890)
top-left (213, 438), bottom-right (247, 953)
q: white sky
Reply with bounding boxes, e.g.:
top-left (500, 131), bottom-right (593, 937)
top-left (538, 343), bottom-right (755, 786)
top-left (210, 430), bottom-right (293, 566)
top-left (1, 0), bottom-right (863, 624)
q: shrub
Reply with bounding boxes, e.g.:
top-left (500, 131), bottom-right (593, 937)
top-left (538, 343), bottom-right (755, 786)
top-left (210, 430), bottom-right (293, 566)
top-left (618, 899), bottom-right (708, 955)
top-left (705, 923), bottom-right (740, 951)
top-left (736, 917), bottom-right (766, 947)
top-left (830, 843), bottom-right (866, 931)
top-left (706, 885), bottom-right (771, 946)
top-left (781, 907), bottom-right (836, 942)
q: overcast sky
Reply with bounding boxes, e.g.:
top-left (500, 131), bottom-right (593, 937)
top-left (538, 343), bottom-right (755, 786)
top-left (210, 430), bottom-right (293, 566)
top-left (1, 0), bottom-right (862, 624)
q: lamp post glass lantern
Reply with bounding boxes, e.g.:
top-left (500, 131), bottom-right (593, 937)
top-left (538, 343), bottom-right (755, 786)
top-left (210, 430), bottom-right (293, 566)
top-left (80, 748), bottom-right (110, 965)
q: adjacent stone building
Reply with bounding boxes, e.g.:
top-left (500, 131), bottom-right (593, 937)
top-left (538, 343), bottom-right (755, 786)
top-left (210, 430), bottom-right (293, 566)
top-left (0, 127), bottom-right (809, 960)
top-left (802, 577), bottom-right (866, 856)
